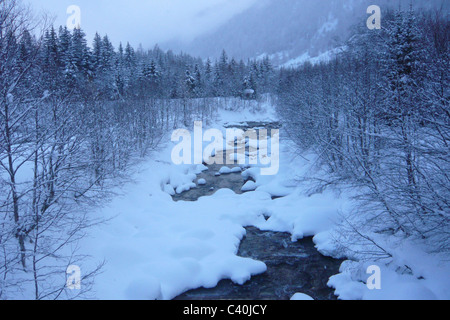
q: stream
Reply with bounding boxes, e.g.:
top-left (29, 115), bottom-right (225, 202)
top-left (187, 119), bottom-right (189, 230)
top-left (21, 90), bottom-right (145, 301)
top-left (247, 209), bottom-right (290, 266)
top-left (172, 122), bottom-right (343, 300)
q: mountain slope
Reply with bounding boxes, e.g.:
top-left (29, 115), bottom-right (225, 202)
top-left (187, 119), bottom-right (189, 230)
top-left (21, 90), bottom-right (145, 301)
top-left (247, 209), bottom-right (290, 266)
top-left (163, 0), bottom-right (447, 65)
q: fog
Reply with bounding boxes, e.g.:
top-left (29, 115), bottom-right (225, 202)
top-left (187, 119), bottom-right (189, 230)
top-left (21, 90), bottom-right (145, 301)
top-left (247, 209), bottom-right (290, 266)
top-left (166, 0), bottom-right (449, 61)
top-left (26, 0), bottom-right (257, 48)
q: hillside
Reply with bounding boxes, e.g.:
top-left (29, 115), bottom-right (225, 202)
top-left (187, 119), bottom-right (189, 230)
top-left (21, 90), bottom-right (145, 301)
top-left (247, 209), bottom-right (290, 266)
top-left (163, 0), bottom-right (447, 65)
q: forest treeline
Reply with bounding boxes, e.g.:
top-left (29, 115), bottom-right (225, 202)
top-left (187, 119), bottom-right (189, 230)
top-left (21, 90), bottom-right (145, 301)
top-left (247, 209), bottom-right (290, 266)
top-left (277, 8), bottom-right (449, 258)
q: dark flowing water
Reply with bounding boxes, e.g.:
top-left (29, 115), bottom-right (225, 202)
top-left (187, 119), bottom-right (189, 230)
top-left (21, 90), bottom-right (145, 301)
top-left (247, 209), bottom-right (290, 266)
top-left (172, 122), bottom-right (342, 300)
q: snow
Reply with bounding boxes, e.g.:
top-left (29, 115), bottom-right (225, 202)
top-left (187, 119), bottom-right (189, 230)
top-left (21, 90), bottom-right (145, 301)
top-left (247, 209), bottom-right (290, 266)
top-left (217, 166), bottom-right (241, 175)
top-left (328, 260), bottom-right (441, 300)
top-left (261, 191), bottom-right (345, 242)
top-left (83, 160), bottom-right (271, 299)
top-left (163, 184), bottom-right (176, 196)
top-left (241, 181), bottom-right (257, 192)
top-left (162, 164), bottom-right (209, 195)
top-left (282, 46), bottom-right (346, 68)
top-left (81, 98), bottom-right (450, 300)
top-left (220, 95), bottom-right (278, 125)
top-left (219, 167), bottom-right (232, 174)
top-left (326, 242), bottom-right (450, 300)
top-left (125, 278), bottom-right (162, 300)
top-left (291, 293), bottom-right (314, 301)
top-left (82, 139), bottom-right (273, 299)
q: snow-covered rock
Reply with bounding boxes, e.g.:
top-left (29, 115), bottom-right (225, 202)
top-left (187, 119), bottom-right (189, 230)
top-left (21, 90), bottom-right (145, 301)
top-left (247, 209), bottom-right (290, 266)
top-left (219, 167), bottom-right (232, 174)
top-left (291, 293), bottom-right (314, 301)
top-left (241, 181), bottom-right (257, 192)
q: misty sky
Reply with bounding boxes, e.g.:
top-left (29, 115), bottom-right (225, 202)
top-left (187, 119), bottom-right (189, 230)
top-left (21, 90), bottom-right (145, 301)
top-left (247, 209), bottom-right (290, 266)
top-left (26, 0), bottom-right (257, 48)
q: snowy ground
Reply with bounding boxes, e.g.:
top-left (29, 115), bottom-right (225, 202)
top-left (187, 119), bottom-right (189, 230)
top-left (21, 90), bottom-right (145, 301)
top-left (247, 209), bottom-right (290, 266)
top-left (83, 99), bottom-right (450, 300)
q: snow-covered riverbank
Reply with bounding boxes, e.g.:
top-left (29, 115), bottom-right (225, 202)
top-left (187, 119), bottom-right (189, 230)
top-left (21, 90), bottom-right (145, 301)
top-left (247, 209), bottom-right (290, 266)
top-left (83, 100), bottom-right (450, 300)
